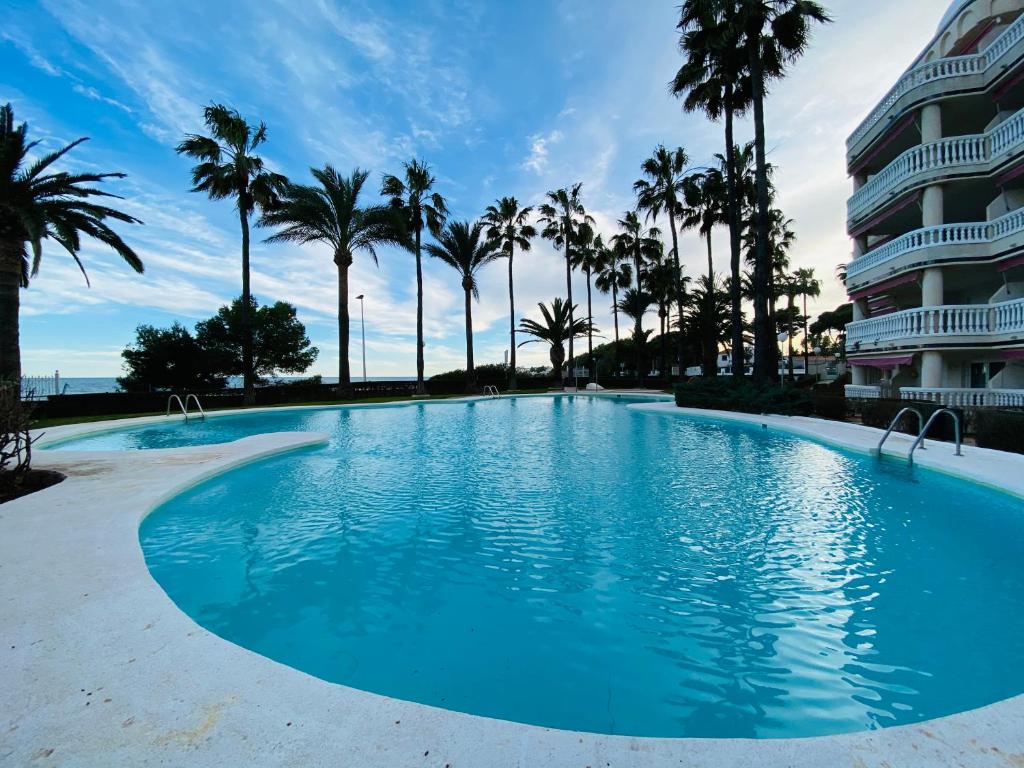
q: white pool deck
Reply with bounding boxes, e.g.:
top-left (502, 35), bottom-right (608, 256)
top-left (3, 393), bottom-right (1024, 767)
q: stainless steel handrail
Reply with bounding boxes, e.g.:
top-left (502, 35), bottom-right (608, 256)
top-left (185, 393), bottom-right (206, 420)
top-left (166, 394), bottom-right (187, 418)
top-left (908, 408), bottom-right (962, 466)
top-left (876, 407), bottom-right (924, 456)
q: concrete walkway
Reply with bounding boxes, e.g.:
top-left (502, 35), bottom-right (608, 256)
top-left (3, 398), bottom-right (1023, 766)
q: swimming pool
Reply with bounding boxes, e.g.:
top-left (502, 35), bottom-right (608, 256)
top-left (75, 396), bottom-right (1024, 738)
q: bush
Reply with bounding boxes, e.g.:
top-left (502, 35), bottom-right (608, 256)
top-left (974, 410), bottom-right (1024, 454)
top-left (860, 399), bottom-right (962, 442)
top-left (674, 378), bottom-right (813, 416)
top-left (812, 392), bottom-right (847, 421)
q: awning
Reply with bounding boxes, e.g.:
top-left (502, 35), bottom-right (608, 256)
top-left (1001, 349), bottom-right (1024, 361)
top-left (849, 354), bottom-right (915, 369)
top-left (850, 191), bottom-right (922, 238)
top-left (848, 270), bottom-right (921, 301)
top-left (997, 253), bottom-right (1024, 272)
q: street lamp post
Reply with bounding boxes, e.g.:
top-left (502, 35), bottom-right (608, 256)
top-left (356, 294), bottom-right (367, 383)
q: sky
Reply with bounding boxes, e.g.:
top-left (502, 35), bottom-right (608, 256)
top-left (2, 0), bottom-right (954, 378)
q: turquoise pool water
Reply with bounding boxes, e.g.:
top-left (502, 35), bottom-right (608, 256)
top-left (135, 397), bottom-right (1023, 738)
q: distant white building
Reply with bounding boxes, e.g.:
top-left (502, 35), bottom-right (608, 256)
top-left (843, 0), bottom-right (1024, 408)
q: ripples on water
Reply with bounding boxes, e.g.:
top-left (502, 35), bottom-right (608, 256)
top-left (138, 396), bottom-right (1024, 737)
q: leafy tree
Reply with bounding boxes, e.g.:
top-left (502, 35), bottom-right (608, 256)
top-left (518, 298), bottom-right (592, 378)
top-left (381, 159), bottom-right (448, 396)
top-left (483, 196), bottom-right (535, 390)
top-left (259, 166), bottom-right (404, 386)
top-left (538, 184), bottom-right (594, 384)
top-left (177, 104), bottom-right (287, 405)
top-left (425, 220), bottom-right (502, 392)
top-left (118, 323), bottom-right (224, 392)
top-left (0, 103), bottom-right (143, 383)
top-left (195, 297), bottom-right (318, 381)
top-left (634, 144), bottom-right (690, 378)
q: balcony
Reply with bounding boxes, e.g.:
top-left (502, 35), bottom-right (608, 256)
top-left (902, 386), bottom-right (1024, 407)
top-left (846, 297), bottom-right (1024, 352)
top-left (844, 384), bottom-right (882, 399)
top-left (847, 107), bottom-right (1024, 226)
top-left (845, 207), bottom-right (1024, 287)
top-left (848, 13), bottom-right (1024, 158)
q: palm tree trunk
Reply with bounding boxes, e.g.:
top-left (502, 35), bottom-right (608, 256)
top-left (336, 253), bottom-right (351, 388)
top-left (0, 242), bottom-right (22, 385)
top-left (667, 205), bottom-right (685, 381)
top-left (585, 266), bottom-right (594, 383)
top-left (508, 248), bottom-right (517, 390)
top-left (802, 293), bottom-right (810, 375)
top-left (612, 283), bottom-right (620, 374)
top-left (239, 207), bottom-right (255, 405)
top-left (659, 305), bottom-right (667, 381)
top-left (724, 87), bottom-right (745, 381)
top-left (787, 293), bottom-right (795, 381)
top-left (705, 236), bottom-right (717, 378)
top-left (464, 283), bottom-right (475, 393)
top-left (565, 238), bottom-right (574, 387)
top-left (749, 41), bottom-right (774, 383)
top-left (414, 226), bottom-right (426, 395)
top-left (634, 250), bottom-right (643, 387)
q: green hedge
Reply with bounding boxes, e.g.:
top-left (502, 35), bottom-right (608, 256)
top-left (974, 410), bottom-right (1024, 454)
top-left (674, 378), bottom-right (814, 416)
top-left (859, 399), bottom-right (962, 442)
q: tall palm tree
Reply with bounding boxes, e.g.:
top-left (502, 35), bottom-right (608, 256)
top-left (0, 103), bottom-right (143, 384)
top-left (594, 240), bottom-right (633, 374)
top-left (425, 220), bottom-right (501, 392)
top-left (611, 211), bottom-right (661, 386)
top-left (518, 298), bottom-right (592, 379)
top-left (683, 169), bottom-right (727, 377)
top-left (177, 104), bottom-right (287, 405)
top-left (381, 159), bottom-right (448, 395)
top-left (259, 166), bottom-right (404, 387)
top-left (794, 266), bottom-right (821, 372)
top-left (538, 184), bottom-right (594, 386)
top-left (571, 230), bottom-right (605, 383)
top-left (482, 196), bottom-right (535, 390)
top-left (685, 275), bottom-right (731, 371)
top-left (634, 144), bottom-right (690, 379)
top-left (674, 1), bottom-right (751, 381)
top-left (643, 256), bottom-right (677, 378)
top-left (739, 0), bottom-right (830, 380)
top-left (617, 288), bottom-right (655, 380)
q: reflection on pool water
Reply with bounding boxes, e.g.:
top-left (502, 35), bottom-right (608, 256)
top-left (135, 396), bottom-right (1023, 738)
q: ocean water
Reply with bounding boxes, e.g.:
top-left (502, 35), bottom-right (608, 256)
top-left (127, 397), bottom-right (1024, 738)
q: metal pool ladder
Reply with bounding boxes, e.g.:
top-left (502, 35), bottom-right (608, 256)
top-left (166, 393), bottom-right (206, 421)
top-left (482, 385), bottom-right (500, 398)
top-left (876, 406), bottom-right (962, 465)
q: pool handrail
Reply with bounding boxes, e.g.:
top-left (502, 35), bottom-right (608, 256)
top-left (908, 408), bottom-right (962, 466)
top-left (185, 393), bottom-right (206, 421)
top-left (166, 394), bottom-right (187, 419)
top-left (876, 406), bottom-right (924, 457)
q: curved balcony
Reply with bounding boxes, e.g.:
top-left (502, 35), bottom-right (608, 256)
top-left (901, 386), bottom-right (1024, 407)
top-left (846, 297), bottom-right (1024, 352)
top-left (847, 107), bottom-right (1024, 226)
top-left (845, 207), bottom-right (1024, 287)
top-left (848, 13), bottom-right (1024, 158)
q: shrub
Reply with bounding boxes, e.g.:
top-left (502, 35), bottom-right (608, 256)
top-left (674, 378), bottom-right (813, 416)
top-left (812, 392), bottom-right (847, 421)
top-left (0, 384), bottom-right (37, 489)
top-left (860, 399), bottom-right (962, 442)
top-left (974, 410), bottom-right (1024, 454)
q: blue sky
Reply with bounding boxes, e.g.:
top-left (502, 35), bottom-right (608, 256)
top-left (3, 0), bottom-right (951, 377)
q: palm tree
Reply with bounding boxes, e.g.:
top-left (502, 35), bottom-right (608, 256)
top-left (740, 0), bottom-right (830, 380)
top-left (594, 240), bottom-right (633, 374)
top-left (537, 184), bottom-right (594, 386)
top-left (617, 288), bottom-right (655, 380)
top-left (177, 104), bottom-right (287, 405)
top-left (634, 144), bottom-right (690, 379)
top-left (482, 197), bottom-right (535, 390)
top-left (793, 266), bottom-right (821, 372)
top-left (611, 211), bottom-right (661, 386)
top-left (571, 230), bottom-right (605, 383)
top-left (643, 256), bottom-right (678, 378)
top-left (685, 275), bottom-right (731, 371)
top-left (683, 169), bottom-right (727, 376)
top-left (381, 159), bottom-right (448, 396)
top-left (259, 166), bottom-right (404, 387)
top-left (425, 220), bottom-right (501, 392)
top-left (674, 1), bottom-right (751, 381)
top-left (0, 103), bottom-right (143, 384)
top-left (517, 298), bottom-right (592, 379)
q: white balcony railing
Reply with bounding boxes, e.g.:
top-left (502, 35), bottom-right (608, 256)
top-left (846, 207), bottom-right (1024, 280)
top-left (848, 13), bottom-right (1024, 150)
top-left (901, 387), bottom-right (1024, 407)
top-left (844, 384), bottom-right (882, 399)
top-left (846, 297), bottom-right (1024, 348)
top-left (848, 107), bottom-right (1024, 222)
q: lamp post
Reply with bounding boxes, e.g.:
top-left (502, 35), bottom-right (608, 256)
top-left (356, 294), bottom-right (367, 383)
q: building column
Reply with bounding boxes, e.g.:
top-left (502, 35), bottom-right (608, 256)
top-left (851, 299), bottom-right (868, 386)
top-left (920, 103), bottom-right (942, 144)
top-left (922, 185), bottom-right (944, 228)
top-left (921, 351), bottom-right (944, 388)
